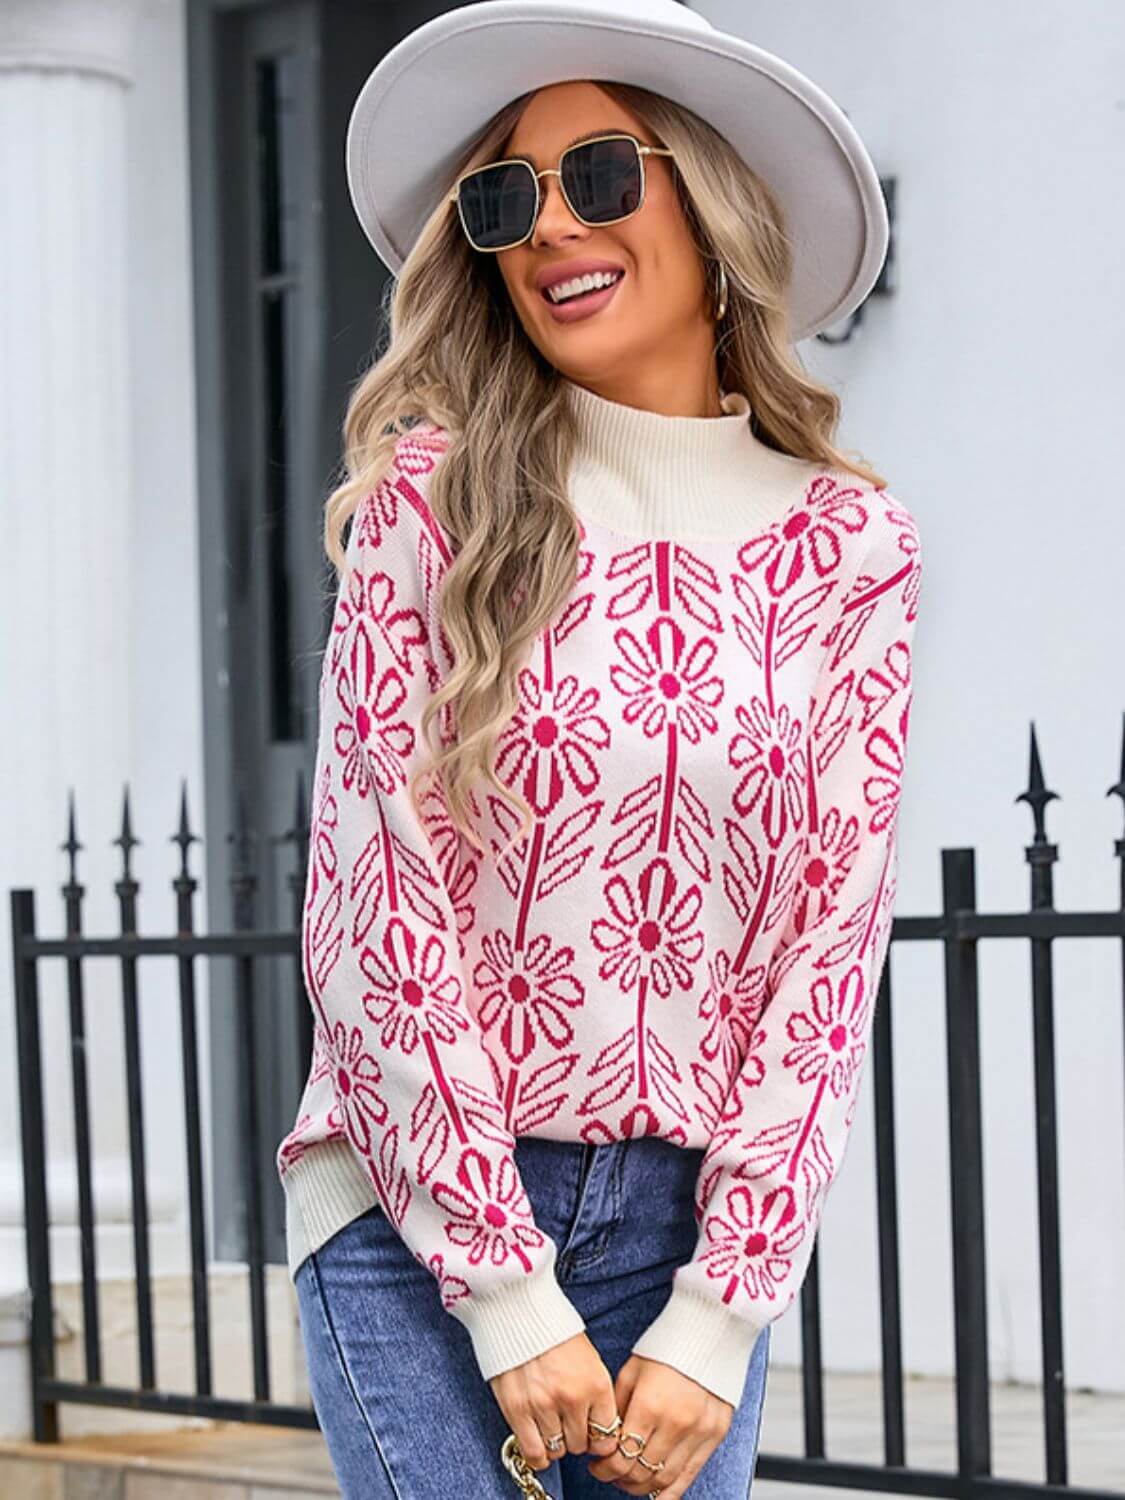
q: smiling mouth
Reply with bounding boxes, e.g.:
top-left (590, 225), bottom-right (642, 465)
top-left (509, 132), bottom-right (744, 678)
top-left (541, 270), bottom-right (625, 305)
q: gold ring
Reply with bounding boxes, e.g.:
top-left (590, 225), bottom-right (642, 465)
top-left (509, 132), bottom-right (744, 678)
top-left (636, 1452), bottom-right (665, 1473)
top-left (587, 1413), bottom-right (623, 1438)
top-left (544, 1431), bottom-right (564, 1452)
top-left (617, 1430), bottom-right (649, 1460)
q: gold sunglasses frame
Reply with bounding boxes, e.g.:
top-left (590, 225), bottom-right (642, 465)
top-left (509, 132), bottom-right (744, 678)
top-left (446, 132), bottom-right (675, 253)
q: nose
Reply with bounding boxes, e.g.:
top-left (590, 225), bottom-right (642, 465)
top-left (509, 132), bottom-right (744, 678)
top-left (531, 169), bottom-right (588, 248)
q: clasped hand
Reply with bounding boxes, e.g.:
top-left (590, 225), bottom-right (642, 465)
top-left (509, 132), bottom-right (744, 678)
top-left (489, 1332), bottom-right (734, 1498)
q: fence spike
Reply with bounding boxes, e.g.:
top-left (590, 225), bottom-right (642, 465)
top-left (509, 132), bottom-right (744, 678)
top-left (1107, 712), bottom-right (1125, 837)
top-left (61, 787), bottom-right (84, 891)
top-left (1016, 720), bottom-right (1059, 845)
top-left (114, 782), bottom-right (141, 881)
top-left (172, 777), bottom-right (200, 880)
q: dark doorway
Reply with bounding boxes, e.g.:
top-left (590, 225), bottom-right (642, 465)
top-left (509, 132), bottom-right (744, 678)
top-left (187, 0), bottom-right (451, 1261)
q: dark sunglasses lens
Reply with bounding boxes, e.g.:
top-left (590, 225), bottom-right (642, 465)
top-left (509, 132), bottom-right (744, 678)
top-left (563, 138), bottom-right (643, 224)
top-left (459, 162), bottom-right (536, 249)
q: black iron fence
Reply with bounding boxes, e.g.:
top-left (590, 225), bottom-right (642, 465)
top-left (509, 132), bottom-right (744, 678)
top-left (10, 722), bottom-right (1125, 1500)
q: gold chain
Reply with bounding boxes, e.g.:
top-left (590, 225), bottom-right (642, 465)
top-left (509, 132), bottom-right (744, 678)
top-left (500, 1433), bottom-right (556, 1499)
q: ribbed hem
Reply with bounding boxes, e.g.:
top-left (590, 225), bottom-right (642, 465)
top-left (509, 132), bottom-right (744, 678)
top-left (446, 1254), bottom-right (587, 1382)
top-left (631, 1283), bottom-right (765, 1408)
top-left (282, 1137), bottom-right (377, 1278)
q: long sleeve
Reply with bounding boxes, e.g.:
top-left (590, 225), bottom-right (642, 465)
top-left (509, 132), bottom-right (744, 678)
top-left (298, 434), bottom-right (585, 1380)
top-left (631, 494), bottom-right (923, 1406)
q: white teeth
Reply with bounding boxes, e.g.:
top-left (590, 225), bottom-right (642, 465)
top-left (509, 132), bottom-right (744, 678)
top-left (546, 270), bottom-right (622, 303)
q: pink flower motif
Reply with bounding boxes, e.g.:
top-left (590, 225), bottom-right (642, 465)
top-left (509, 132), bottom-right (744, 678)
top-left (791, 805), bottom-right (860, 937)
top-left (590, 859), bottom-right (705, 996)
top-left (494, 672), bottom-right (611, 816)
top-left (331, 572), bottom-right (429, 798)
top-left (323, 1021), bottom-right (389, 1157)
top-left (729, 698), bottom-right (806, 848)
top-left (698, 952), bottom-right (768, 1075)
top-left (473, 930), bottom-right (584, 1063)
top-left (361, 916), bottom-right (471, 1054)
top-left (782, 963), bottom-right (869, 1098)
top-left (697, 1182), bottom-right (803, 1298)
top-left (609, 618), bottom-right (723, 742)
top-left (738, 476), bottom-right (868, 598)
top-left (432, 1148), bottom-right (546, 1268)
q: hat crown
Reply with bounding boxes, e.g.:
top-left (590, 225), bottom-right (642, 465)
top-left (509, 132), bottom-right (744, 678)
top-left (497, 0), bottom-right (713, 34)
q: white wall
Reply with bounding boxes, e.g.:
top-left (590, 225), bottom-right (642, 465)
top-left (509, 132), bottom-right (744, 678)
top-left (0, 0), bottom-right (208, 1293)
top-left (698, 0), bottom-right (1125, 1392)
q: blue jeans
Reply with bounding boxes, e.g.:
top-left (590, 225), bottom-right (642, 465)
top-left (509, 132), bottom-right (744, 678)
top-left (294, 1134), bottom-right (772, 1498)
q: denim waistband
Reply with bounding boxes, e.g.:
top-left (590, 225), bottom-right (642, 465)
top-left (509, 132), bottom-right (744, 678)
top-left (512, 1134), bottom-right (706, 1285)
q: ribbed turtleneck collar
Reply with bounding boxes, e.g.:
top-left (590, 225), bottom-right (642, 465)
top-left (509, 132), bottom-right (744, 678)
top-left (561, 376), bottom-right (813, 542)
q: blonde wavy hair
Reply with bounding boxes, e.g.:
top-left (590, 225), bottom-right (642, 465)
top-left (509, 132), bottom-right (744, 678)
top-left (322, 81), bottom-right (886, 863)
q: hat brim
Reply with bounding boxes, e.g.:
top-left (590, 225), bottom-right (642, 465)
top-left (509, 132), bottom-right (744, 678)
top-left (345, 1), bottom-right (888, 343)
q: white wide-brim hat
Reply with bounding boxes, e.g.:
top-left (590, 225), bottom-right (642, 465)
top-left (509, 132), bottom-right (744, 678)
top-left (345, 0), bottom-right (888, 343)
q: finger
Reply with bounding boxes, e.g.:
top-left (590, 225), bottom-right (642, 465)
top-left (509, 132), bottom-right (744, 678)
top-left (588, 1416), bottom-right (663, 1487)
top-left (614, 1356), bottom-right (642, 1408)
top-left (534, 1405), bottom-right (568, 1469)
top-left (584, 1390), bottom-right (622, 1459)
top-left (619, 1429), bottom-right (695, 1498)
top-left (511, 1404), bottom-right (553, 1472)
top-left (641, 1434), bottom-right (717, 1499)
top-left (558, 1392), bottom-right (591, 1457)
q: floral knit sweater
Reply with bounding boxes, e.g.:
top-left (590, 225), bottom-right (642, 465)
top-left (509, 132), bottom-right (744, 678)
top-left (277, 377), bottom-right (923, 1409)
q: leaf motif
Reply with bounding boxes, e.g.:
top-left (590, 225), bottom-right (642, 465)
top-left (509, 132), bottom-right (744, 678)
top-left (735, 1116), bottom-right (804, 1180)
top-left (538, 800), bottom-right (603, 897)
top-left (553, 589), bottom-right (595, 644)
top-left (672, 776), bottom-right (713, 882)
top-left (644, 1027), bottom-right (691, 1123)
top-left (672, 547), bottom-right (724, 630)
top-left (411, 1084), bottom-right (450, 1182)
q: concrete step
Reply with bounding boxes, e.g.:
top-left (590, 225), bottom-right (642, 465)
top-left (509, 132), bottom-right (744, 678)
top-left (0, 1426), bottom-right (338, 1498)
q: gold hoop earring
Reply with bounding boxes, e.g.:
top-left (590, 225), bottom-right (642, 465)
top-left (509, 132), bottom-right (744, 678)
top-left (712, 260), bottom-right (729, 322)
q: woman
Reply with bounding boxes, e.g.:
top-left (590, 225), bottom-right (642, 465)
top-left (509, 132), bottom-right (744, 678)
top-left (276, 2), bottom-right (923, 1496)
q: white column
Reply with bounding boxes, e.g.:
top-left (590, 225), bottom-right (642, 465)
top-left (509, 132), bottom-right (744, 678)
top-left (0, 0), bottom-right (144, 1438)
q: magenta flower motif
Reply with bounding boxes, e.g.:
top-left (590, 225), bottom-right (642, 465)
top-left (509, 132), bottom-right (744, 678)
top-left (473, 930), bottom-right (584, 1064)
top-left (432, 1148), bottom-right (546, 1268)
top-left (334, 627), bottom-right (420, 804)
top-left (361, 916), bottom-right (471, 1054)
top-left (782, 963), bottom-right (869, 1097)
top-left (729, 697), bottom-right (806, 848)
top-left (331, 571), bottom-right (429, 798)
top-left (590, 859), bottom-right (704, 996)
top-left (791, 804), bottom-right (860, 938)
top-left (609, 618), bottom-right (723, 742)
top-left (323, 1021), bottom-right (388, 1157)
top-left (738, 476), bottom-right (868, 598)
top-left (697, 1182), bottom-right (803, 1298)
top-left (494, 671), bottom-right (611, 816)
top-left (698, 951), bottom-right (768, 1075)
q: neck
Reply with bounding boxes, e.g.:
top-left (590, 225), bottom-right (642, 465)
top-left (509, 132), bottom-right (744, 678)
top-left (561, 376), bottom-right (813, 541)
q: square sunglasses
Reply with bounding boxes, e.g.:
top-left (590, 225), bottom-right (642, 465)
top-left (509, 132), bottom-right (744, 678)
top-left (447, 132), bottom-right (675, 253)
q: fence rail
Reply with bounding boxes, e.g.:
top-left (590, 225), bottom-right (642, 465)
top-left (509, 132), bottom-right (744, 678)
top-left (11, 720), bottom-right (1125, 1499)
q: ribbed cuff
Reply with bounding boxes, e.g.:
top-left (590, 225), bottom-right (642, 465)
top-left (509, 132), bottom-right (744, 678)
top-left (282, 1137), bottom-right (377, 1278)
top-left (447, 1260), bottom-right (587, 1382)
top-left (631, 1283), bottom-right (765, 1408)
